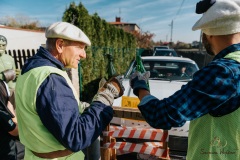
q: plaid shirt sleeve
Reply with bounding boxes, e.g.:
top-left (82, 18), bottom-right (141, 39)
top-left (138, 59), bottom-right (239, 130)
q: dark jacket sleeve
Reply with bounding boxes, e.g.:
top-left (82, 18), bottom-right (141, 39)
top-left (0, 110), bottom-right (16, 132)
top-left (36, 74), bottom-right (113, 152)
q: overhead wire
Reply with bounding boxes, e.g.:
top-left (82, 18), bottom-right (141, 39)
top-left (173, 0), bottom-right (186, 20)
top-left (169, 0), bottom-right (186, 42)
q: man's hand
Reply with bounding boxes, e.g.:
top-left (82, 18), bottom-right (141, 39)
top-left (129, 71), bottom-right (150, 96)
top-left (93, 75), bottom-right (125, 106)
top-left (1, 69), bottom-right (16, 82)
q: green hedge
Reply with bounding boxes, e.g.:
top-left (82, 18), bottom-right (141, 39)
top-left (62, 2), bottom-right (137, 102)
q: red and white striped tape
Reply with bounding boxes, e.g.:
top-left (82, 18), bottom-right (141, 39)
top-left (115, 142), bottom-right (165, 155)
top-left (103, 126), bottom-right (168, 142)
top-left (103, 142), bottom-right (168, 157)
top-left (143, 142), bottom-right (164, 147)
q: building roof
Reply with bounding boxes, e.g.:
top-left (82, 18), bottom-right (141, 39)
top-left (108, 17), bottom-right (140, 31)
top-left (0, 25), bottom-right (45, 33)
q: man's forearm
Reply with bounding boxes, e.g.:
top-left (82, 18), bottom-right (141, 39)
top-left (138, 89), bottom-right (150, 101)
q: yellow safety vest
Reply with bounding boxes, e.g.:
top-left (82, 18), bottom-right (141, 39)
top-left (15, 66), bottom-right (84, 160)
top-left (187, 52), bottom-right (240, 160)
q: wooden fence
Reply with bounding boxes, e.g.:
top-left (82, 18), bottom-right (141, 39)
top-left (5, 49), bottom-right (38, 69)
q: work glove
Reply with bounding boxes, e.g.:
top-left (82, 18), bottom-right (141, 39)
top-left (93, 75), bottom-right (125, 106)
top-left (81, 101), bottom-right (90, 111)
top-left (129, 71), bottom-right (150, 96)
top-left (1, 69), bottom-right (16, 83)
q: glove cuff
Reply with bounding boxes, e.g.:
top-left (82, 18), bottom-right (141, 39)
top-left (92, 84), bottom-right (116, 106)
top-left (133, 80), bottom-right (149, 96)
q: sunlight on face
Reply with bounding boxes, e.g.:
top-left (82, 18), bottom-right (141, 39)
top-left (60, 40), bottom-right (86, 68)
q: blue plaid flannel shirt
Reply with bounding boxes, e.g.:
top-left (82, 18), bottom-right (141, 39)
top-left (138, 43), bottom-right (240, 130)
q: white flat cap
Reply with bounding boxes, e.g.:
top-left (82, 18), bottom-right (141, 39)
top-left (192, 0), bottom-right (240, 35)
top-left (45, 22), bottom-right (91, 46)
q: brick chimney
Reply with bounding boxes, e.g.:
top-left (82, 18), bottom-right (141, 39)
top-left (116, 17), bottom-right (121, 22)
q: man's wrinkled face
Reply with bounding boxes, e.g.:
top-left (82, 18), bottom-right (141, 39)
top-left (60, 40), bottom-right (86, 69)
top-left (0, 36), bottom-right (7, 55)
top-left (202, 33), bottom-right (215, 56)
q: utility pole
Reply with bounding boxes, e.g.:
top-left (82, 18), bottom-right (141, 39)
top-left (170, 20), bottom-right (173, 43)
top-left (199, 31), bottom-right (203, 52)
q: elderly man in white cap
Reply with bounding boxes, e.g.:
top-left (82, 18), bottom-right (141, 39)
top-left (129, 0), bottom-right (240, 159)
top-left (15, 22), bottom-right (124, 159)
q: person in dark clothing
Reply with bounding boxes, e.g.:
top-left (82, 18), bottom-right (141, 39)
top-left (0, 80), bottom-right (18, 160)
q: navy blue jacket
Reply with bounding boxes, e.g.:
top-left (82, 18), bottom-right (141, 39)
top-left (21, 46), bottom-right (113, 152)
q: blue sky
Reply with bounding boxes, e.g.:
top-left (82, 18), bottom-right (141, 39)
top-left (0, 0), bottom-right (202, 43)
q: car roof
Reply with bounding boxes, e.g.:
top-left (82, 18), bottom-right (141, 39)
top-left (154, 46), bottom-right (169, 49)
top-left (155, 48), bottom-right (175, 51)
top-left (141, 56), bottom-right (196, 63)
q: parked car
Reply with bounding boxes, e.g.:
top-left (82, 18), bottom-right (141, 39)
top-left (113, 56), bottom-right (198, 109)
top-left (153, 46), bottom-right (170, 50)
top-left (112, 56), bottom-right (199, 159)
top-left (153, 48), bottom-right (178, 57)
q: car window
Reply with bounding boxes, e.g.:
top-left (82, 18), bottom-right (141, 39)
top-left (125, 60), bottom-right (198, 81)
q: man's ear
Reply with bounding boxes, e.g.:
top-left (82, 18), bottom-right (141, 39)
top-left (56, 39), bottom-right (64, 53)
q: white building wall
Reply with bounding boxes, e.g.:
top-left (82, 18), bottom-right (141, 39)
top-left (0, 26), bottom-right (80, 96)
top-left (0, 26), bottom-right (46, 50)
